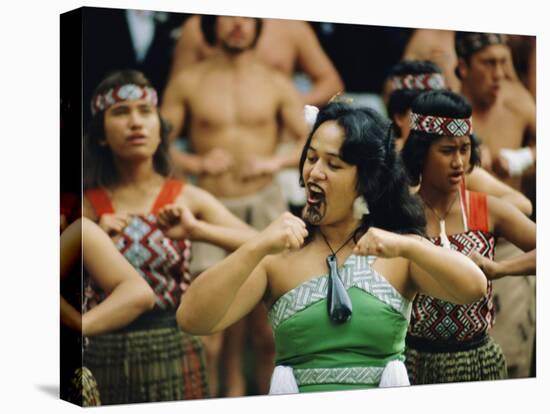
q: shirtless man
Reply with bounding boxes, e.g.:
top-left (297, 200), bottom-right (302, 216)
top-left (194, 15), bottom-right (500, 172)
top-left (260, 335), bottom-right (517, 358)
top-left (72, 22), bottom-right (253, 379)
top-left (456, 32), bottom-right (536, 191)
top-left (161, 16), bottom-right (307, 397)
top-left (168, 15), bottom-right (344, 106)
top-left (456, 31), bottom-right (536, 379)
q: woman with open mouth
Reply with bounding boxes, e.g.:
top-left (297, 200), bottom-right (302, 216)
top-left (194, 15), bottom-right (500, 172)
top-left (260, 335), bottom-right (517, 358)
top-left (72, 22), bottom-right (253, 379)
top-left (177, 101), bottom-right (488, 393)
top-left (401, 89), bottom-right (536, 385)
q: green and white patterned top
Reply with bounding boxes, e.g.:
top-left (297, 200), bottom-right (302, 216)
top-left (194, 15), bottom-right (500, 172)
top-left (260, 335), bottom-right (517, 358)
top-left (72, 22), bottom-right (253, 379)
top-left (268, 254), bottom-right (411, 392)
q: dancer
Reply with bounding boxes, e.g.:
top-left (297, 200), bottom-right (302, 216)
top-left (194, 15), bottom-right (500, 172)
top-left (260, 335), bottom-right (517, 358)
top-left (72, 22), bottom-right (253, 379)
top-left (401, 90), bottom-right (536, 384)
top-left (177, 102), bottom-right (487, 393)
top-left (385, 59), bottom-right (531, 215)
top-left (161, 15), bottom-right (308, 396)
top-left (60, 218), bottom-right (155, 406)
top-left (82, 69), bottom-right (256, 404)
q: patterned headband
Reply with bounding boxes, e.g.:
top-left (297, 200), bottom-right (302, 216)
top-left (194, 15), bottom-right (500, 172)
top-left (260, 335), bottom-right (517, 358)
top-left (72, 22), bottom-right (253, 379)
top-left (391, 73), bottom-right (446, 91)
top-left (91, 84), bottom-right (158, 115)
top-left (456, 32), bottom-right (508, 59)
top-left (410, 112), bottom-right (473, 136)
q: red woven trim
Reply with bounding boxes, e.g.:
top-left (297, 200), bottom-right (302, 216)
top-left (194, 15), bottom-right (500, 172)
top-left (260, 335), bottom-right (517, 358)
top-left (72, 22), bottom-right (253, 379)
top-left (410, 113), bottom-right (473, 136)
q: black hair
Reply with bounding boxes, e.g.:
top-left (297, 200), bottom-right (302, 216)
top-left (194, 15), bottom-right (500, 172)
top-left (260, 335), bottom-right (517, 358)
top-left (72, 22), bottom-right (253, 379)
top-left (299, 102), bottom-right (426, 240)
top-left (200, 14), bottom-right (263, 48)
top-left (455, 32), bottom-right (509, 79)
top-left (401, 90), bottom-right (481, 186)
top-left (386, 60), bottom-right (445, 136)
top-left (83, 69), bottom-right (171, 189)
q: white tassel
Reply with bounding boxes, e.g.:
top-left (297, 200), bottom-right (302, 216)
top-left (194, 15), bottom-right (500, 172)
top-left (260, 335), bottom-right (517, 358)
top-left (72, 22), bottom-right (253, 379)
top-left (304, 105), bottom-right (319, 130)
top-left (269, 365), bottom-right (300, 395)
top-left (353, 196), bottom-right (370, 219)
top-left (379, 360), bottom-right (410, 387)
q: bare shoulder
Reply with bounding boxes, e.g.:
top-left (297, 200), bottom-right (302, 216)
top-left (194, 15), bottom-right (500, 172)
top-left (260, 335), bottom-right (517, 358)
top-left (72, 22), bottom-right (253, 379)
top-left (181, 14), bottom-right (201, 34)
top-left (486, 193), bottom-right (509, 218)
top-left (263, 248), bottom-right (308, 305)
top-left (266, 18), bottom-right (303, 36)
top-left (502, 80), bottom-right (535, 118)
top-left (176, 182), bottom-right (203, 208)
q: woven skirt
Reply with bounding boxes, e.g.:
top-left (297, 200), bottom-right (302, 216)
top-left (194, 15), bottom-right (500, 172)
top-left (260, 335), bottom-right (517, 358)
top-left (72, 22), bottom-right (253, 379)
top-left (405, 335), bottom-right (507, 385)
top-left (84, 325), bottom-right (209, 405)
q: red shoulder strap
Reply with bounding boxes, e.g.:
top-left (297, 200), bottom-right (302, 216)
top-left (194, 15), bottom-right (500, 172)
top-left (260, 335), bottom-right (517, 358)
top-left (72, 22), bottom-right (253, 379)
top-left (467, 191), bottom-right (489, 232)
top-left (151, 178), bottom-right (185, 214)
top-left (84, 188), bottom-right (115, 216)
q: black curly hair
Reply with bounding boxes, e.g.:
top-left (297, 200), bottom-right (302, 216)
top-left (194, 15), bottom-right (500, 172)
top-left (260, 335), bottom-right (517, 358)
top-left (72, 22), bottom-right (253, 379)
top-left (299, 102), bottom-right (426, 242)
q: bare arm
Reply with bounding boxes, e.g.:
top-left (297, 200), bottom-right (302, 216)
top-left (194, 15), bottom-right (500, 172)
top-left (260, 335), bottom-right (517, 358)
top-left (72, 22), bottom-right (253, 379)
top-left (406, 237), bottom-right (487, 304)
top-left (294, 22), bottom-right (344, 106)
top-left (470, 249), bottom-right (536, 280)
top-left (161, 72), bottom-right (207, 175)
top-left (489, 195), bottom-right (536, 252)
top-left (354, 228), bottom-right (487, 304)
top-left (60, 217), bottom-right (84, 331)
top-left (81, 218), bottom-right (155, 336)
top-left (272, 74), bottom-right (309, 170)
top-left (165, 185), bottom-right (258, 251)
top-left (177, 212), bottom-right (307, 334)
top-left (177, 240), bottom-right (269, 335)
top-left (467, 195), bottom-right (536, 280)
top-left (167, 15), bottom-right (208, 80)
top-left (160, 74), bottom-right (187, 142)
top-left (465, 166), bottom-right (532, 215)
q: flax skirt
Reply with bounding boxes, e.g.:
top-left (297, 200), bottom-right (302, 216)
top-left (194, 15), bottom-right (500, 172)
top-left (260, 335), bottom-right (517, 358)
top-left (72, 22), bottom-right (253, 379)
top-left (84, 326), bottom-right (209, 405)
top-left (405, 336), bottom-right (507, 385)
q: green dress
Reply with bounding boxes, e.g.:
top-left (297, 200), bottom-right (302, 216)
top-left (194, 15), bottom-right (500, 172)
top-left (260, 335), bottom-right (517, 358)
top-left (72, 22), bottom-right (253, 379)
top-left (268, 254), bottom-right (411, 393)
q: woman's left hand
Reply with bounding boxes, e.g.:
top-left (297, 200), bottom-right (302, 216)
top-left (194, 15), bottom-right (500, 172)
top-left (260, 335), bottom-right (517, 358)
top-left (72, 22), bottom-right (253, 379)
top-left (468, 251), bottom-right (498, 280)
top-left (353, 227), bottom-right (410, 259)
top-left (157, 204), bottom-right (199, 240)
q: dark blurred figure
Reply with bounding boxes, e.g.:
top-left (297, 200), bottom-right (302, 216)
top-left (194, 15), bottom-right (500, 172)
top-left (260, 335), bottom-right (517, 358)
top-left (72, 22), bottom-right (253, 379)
top-left (312, 22), bottom-right (410, 95)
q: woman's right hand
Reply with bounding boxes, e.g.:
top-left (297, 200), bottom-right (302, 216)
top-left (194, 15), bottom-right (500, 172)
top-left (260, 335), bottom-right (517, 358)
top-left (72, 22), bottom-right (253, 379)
top-left (98, 213), bottom-right (130, 237)
top-left (258, 212), bottom-right (308, 255)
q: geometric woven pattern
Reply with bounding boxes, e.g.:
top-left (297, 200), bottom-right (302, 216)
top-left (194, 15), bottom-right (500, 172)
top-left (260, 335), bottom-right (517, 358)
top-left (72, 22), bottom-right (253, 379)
top-left (268, 254), bottom-right (412, 330)
top-left (294, 366), bottom-right (384, 386)
top-left (114, 214), bottom-right (192, 309)
top-left (91, 84), bottom-right (158, 115)
top-left (408, 229), bottom-right (496, 342)
top-left (410, 113), bottom-right (473, 136)
top-left (391, 73), bottom-right (446, 91)
top-left (85, 214), bottom-right (192, 311)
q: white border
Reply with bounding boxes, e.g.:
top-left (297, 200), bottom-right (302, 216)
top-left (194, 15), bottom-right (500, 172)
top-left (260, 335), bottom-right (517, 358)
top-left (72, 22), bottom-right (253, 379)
top-left (1, 0), bottom-right (546, 413)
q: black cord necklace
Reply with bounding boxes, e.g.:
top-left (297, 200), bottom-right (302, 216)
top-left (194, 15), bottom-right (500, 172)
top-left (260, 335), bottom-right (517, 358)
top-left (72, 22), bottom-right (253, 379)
top-left (320, 230), bottom-right (356, 324)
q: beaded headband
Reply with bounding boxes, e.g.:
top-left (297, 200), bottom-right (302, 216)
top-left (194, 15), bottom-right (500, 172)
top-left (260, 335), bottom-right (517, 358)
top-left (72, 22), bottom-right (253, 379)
top-left (91, 84), bottom-right (158, 115)
top-left (410, 112), bottom-right (473, 136)
top-left (456, 32), bottom-right (508, 59)
top-left (391, 73), bottom-right (446, 91)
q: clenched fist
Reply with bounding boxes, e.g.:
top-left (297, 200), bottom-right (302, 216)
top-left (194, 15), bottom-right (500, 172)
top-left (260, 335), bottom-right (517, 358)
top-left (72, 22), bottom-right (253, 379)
top-left (200, 148), bottom-right (234, 176)
top-left (353, 227), bottom-right (411, 259)
top-left (468, 251), bottom-right (497, 280)
top-left (258, 212), bottom-right (308, 255)
top-left (157, 204), bottom-right (199, 240)
top-left (98, 213), bottom-right (130, 238)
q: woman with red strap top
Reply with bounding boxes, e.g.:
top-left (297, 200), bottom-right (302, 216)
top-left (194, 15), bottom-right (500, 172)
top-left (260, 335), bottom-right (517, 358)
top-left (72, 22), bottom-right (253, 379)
top-left (82, 70), bottom-right (257, 405)
top-left (401, 90), bottom-right (536, 384)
